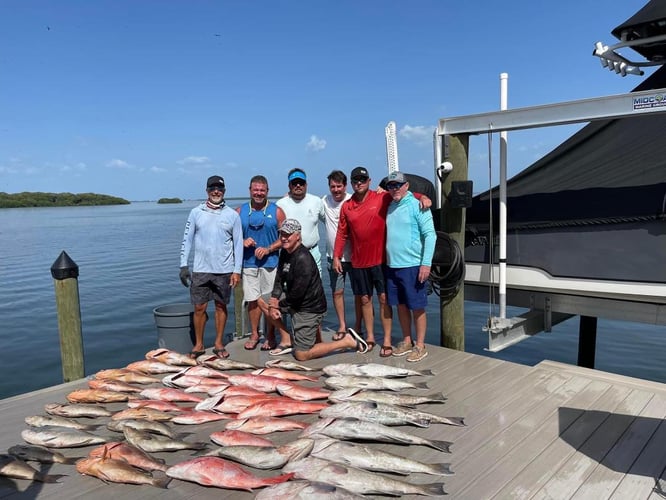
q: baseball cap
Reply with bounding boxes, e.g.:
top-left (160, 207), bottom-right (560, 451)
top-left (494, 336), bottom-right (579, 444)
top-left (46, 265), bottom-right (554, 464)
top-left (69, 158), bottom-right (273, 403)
top-left (350, 166), bottom-right (369, 180)
top-left (207, 175), bottom-right (225, 188)
top-left (279, 218), bottom-right (302, 234)
top-left (288, 170), bottom-right (307, 182)
top-left (387, 171), bottom-right (406, 183)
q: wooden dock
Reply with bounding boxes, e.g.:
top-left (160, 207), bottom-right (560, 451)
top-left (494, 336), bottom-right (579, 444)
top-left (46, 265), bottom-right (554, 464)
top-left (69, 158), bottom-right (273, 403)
top-left (1, 340), bottom-right (664, 499)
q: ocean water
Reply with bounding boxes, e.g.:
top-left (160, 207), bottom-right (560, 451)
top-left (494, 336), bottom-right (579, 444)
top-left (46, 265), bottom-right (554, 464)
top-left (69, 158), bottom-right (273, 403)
top-left (0, 201), bottom-right (663, 399)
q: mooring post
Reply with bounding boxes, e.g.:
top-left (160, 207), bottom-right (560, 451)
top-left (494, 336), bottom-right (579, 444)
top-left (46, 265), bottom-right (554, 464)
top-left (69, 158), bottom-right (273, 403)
top-left (577, 315), bottom-right (598, 368)
top-left (440, 133), bottom-right (470, 351)
top-left (50, 251), bottom-right (85, 382)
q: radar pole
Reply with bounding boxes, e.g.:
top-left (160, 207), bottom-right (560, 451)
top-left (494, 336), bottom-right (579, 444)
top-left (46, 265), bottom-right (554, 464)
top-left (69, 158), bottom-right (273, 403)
top-left (385, 121), bottom-right (399, 174)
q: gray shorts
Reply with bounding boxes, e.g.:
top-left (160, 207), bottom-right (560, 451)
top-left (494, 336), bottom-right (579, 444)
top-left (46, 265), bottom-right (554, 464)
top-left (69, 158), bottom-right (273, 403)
top-left (291, 311), bottom-right (324, 352)
top-left (190, 272), bottom-right (231, 305)
top-left (327, 258), bottom-right (351, 293)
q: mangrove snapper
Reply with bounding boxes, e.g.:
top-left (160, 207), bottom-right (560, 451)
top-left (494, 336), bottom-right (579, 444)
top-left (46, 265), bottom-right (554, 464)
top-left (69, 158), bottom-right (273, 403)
top-left (76, 454), bottom-right (170, 488)
top-left (8, 444), bottom-right (79, 465)
top-left (123, 427), bottom-right (207, 453)
top-left (88, 442), bottom-right (167, 472)
top-left (0, 454), bottom-right (65, 483)
top-left (205, 438), bottom-right (314, 469)
top-left (44, 402), bottom-right (113, 418)
top-left (21, 426), bottom-right (107, 448)
top-left (25, 414), bottom-right (97, 431)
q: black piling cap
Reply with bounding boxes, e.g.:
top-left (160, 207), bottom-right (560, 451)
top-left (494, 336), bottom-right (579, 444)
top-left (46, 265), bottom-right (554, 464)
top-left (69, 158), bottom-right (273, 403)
top-left (51, 251), bottom-right (79, 280)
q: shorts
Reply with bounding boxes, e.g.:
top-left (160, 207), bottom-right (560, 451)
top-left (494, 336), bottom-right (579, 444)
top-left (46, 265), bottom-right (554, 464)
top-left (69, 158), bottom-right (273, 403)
top-left (327, 258), bottom-right (351, 293)
top-left (242, 267), bottom-right (276, 302)
top-left (291, 310), bottom-right (325, 352)
top-left (190, 272), bottom-right (232, 305)
top-left (385, 266), bottom-right (428, 310)
top-left (350, 265), bottom-right (386, 297)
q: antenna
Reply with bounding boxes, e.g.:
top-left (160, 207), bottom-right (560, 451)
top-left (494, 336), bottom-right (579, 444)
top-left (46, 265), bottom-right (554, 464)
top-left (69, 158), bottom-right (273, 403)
top-left (385, 121), bottom-right (399, 174)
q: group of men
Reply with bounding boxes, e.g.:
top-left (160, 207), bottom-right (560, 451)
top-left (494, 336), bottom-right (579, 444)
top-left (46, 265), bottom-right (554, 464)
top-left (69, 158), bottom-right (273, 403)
top-left (179, 167), bottom-right (436, 363)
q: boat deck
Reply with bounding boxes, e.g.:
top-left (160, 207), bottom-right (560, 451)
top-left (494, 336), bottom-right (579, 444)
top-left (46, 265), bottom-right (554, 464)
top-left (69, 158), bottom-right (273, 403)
top-left (1, 339), bottom-right (664, 499)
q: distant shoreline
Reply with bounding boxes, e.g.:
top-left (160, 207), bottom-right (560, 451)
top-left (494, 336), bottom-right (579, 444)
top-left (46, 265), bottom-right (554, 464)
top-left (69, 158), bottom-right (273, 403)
top-left (0, 192), bottom-right (130, 208)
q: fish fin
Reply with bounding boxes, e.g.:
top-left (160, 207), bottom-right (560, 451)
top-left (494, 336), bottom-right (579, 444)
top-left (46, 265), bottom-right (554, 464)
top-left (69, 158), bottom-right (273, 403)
top-left (421, 482), bottom-right (448, 496)
top-left (441, 416), bottom-right (466, 427)
top-left (152, 472), bottom-right (172, 489)
top-left (414, 381), bottom-right (430, 389)
top-left (426, 392), bottom-right (447, 403)
top-left (419, 369), bottom-right (435, 376)
top-left (432, 462), bottom-right (454, 475)
top-left (430, 439), bottom-right (453, 453)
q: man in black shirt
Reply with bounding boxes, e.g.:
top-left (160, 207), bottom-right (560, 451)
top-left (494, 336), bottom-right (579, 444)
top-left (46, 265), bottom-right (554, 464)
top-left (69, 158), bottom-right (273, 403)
top-left (267, 219), bottom-right (368, 361)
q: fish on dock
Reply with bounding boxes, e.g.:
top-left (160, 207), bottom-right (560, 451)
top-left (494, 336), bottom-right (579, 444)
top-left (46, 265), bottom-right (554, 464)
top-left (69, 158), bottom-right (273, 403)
top-left (165, 456), bottom-right (294, 490)
top-left (138, 387), bottom-right (203, 403)
top-left (323, 362), bottom-right (434, 378)
top-left (126, 398), bottom-right (187, 413)
top-left (236, 399), bottom-right (329, 419)
top-left (25, 414), bottom-right (98, 431)
top-left (205, 438), bottom-right (314, 469)
top-left (283, 456), bottom-right (447, 496)
top-left (66, 388), bottom-right (130, 403)
top-left (110, 407), bottom-right (173, 422)
top-left (161, 372), bottom-right (229, 390)
top-left (145, 348), bottom-right (197, 366)
top-left (225, 416), bottom-right (309, 434)
top-left (88, 377), bottom-right (145, 393)
top-left (252, 367), bottom-right (319, 382)
top-left (321, 401), bottom-right (465, 427)
top-left (225, 373), bottom-right (287, 393)
top-left (328, 388), bottom-right (447, 407)
top-left (310, 438), bottom-right (454, 476)
top-left (255, 480), bottom-right (363, 499)
top-left (171, 410), bottom-right (231, 425)
top-left (323, 375), bottom-right (429, 392)
top-left (125, 359), bottom-right (183, 374)
top-left (76, 453), bottom-right (171, 488)
top-left (264, 359), bottom-right (318, 371)
top-left (44, 402), bottom-right (113, 418)
top-left (21, 426), bottom-right (108, 448)
top-left (301, 417), bottom-right (452, 453)
top-left (122, 427), bottom-right (207, 453)
top-left (198, 355), bottom-right (258, 370)
top-left (94, 368), bottom-right (161, 384)
top-left (88, 442), bottom-right (167, 472)
top-left (8, 444), bottom-right (79, 465)
top-left (276, 382), bottom-right (331, 401)
top-left (106, 418), bottom-right (180, 439)
top-left (209, 430), bottom-right (274, 447)
top-left (0, 453), bottom-right (65, 483)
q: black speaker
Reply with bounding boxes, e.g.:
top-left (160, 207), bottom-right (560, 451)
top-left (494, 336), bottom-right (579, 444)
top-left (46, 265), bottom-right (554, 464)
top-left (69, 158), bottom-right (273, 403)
top-left (450, 180), bottom-right (473, 208)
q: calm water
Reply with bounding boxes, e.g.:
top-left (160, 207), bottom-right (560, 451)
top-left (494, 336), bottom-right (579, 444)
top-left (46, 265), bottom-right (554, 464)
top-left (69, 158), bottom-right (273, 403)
top-left (0, 201), bottom-right (663, 399)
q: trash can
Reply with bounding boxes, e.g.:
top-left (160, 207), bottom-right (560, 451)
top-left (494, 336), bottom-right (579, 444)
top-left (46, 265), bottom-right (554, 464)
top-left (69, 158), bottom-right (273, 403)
top-left (153, 303), bottom-right (195, 354)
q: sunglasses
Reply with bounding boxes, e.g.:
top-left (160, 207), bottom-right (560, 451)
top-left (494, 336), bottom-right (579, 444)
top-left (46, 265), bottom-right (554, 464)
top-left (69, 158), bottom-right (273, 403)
top-left (207, 186), bottom-right (225, 192)
top-left (351, 177), bottom-right (369, 184)
top-left (290, 180), bottom-right (306, 187)
top-left (386, 182), bottom-right (406, 190)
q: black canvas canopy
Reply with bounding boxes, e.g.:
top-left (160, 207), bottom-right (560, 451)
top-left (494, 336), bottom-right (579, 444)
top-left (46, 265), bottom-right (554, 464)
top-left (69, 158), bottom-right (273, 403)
top-left (612, 0), bottom-right (666, 62)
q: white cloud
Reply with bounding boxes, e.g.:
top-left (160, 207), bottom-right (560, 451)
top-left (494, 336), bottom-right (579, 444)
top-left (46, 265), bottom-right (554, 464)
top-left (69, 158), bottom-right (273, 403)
top-left (106, 159), bottom-right (132, 169)
top-left (399, 125), bottom-right (434, 146)
top-left (150, 165), bottom-right (166, 173)
top-left (306, 135), bottom-right (326, 152)
top-left (61, 162), bottom-right (87, 173)
top-left (177, 156), bottom-right (211, 165)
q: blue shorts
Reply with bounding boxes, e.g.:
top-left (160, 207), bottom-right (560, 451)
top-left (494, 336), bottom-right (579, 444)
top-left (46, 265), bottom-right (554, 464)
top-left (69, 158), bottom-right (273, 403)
top-left (350, 265), bottom-right (386, 297)
top-left (327, 258), bottom-right (351, 293)
top-left (385, 266), bottom-right (427, 310)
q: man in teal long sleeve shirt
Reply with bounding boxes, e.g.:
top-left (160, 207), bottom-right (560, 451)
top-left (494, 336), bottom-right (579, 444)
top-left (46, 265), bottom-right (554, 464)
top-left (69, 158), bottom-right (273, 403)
top-left (384, 171), bottom-right (436, 362)
top-left (180, 175), bottom-right (243, 359)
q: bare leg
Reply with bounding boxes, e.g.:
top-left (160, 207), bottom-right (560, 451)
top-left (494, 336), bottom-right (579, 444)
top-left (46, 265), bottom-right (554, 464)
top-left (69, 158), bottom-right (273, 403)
top-left (332, 288), bottom-right (346, 332)
top-left (413, 308), bottom-right (427, 349)
top-left (354, 296), bottom-right (363, 332)
top-left (378, 292), bottom-right (392, 347)
top-left (213, 301), bottom-right (228, 351)
top-left (192, 302), bottom-right (208, 353)
top-left (396, 303), bottom-right (413, 346)
top-left (257, 297), bottom-right (291, 347)
top-left (246, 300), bottom-right (261, 346)
top-left (359, 294), bottom-right (375, 344)
top-left (294, 335), bottom-right (360, 361)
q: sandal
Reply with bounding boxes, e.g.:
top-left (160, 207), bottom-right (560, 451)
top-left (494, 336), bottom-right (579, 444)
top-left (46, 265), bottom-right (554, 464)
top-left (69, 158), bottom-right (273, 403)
top-left (260, 340), bottom-right (276, 351)
top-left (346, 328), bottom-right (368, 354)
top-left (244, 337), bottom-right (260, 350)
top-left (366, 341), bottom-right (376, 353)
top-left (269, 344), bottom-right (293, 356)
top-left (189, 350), bottom-right (205, 359)
top-left (380, 345), bottom-right (393, 358)
top-left (212, 348), bottom-right (230, 359)
top-left (332, 331), bottom-right (346, 341)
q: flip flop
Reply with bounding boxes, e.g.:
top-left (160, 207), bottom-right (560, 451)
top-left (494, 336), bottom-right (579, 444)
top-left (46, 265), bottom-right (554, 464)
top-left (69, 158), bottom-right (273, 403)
top-left (269, 344), bottom-right (293, 356)
top-left (332, 331), bottom-right (346, 341)
top-left (260, 340), bottom-right (276, 351)
top-left (212, 348), bottom-right (230, 359)
top-left (188, 350), bottom-right (205, 359)
top-left (244, 337), bottom-right (260, 350)
top-left (366, 341), bottom-right (376, 352)
top-left (346, 328), bottom-right (368, 354)
top-left (380, 345), bottom-right (393, 357)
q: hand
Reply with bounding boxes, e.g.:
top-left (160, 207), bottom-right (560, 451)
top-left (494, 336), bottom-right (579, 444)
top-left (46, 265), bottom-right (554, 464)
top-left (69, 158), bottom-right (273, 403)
top-left (230, 273), bottom-right (241, 288)
top-left (418, 265), bottom-right (431, 283)
top-left (332, 257), bottom-right (343, 275)
top-left (179, 266), bottom-right (191, 287)
top-left (244, 237), bottom-right (256, 248)
top-left (419, 195), bottom-right (432, 210)
top-left (255, 247), bottom-right (269, 260)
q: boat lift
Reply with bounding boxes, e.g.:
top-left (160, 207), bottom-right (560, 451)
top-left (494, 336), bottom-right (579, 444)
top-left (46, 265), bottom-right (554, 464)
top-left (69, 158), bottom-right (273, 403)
top-left (435, 85), bottom-right (666, 353)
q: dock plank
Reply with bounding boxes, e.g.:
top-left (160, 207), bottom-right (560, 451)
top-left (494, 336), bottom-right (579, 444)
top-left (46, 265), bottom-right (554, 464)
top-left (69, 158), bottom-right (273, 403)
top-left (0, 340), bottom-right (664, 499)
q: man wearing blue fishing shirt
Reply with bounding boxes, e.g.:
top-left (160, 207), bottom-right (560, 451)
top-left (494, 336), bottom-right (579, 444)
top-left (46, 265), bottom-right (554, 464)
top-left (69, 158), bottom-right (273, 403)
top-left (180, 175), bottom-right (243, 359)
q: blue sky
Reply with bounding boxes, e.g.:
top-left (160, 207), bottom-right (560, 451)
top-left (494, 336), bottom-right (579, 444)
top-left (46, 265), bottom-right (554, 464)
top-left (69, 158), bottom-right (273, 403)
top-left (0, 0), bottom-right (655, 201)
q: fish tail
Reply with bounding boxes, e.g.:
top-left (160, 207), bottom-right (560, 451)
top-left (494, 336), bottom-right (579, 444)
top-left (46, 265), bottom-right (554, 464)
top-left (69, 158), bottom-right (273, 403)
top-left (39, 473), bottom-right (67, 483)
top-left (420, 369), bottom-right (435, 376)
top-left (152, 473), bottom-right (172, 489)
top-left (420, 482), bottom-right (448, 496)
top-left (429, 439), bottom-right (453, 453)
top-left (440, 416), bottom-right (466, 427)
top-left (427, 392), bottom-right (447, 403)
top-left (414, 381), bottom-right (430, 389)
top-left (432, 462), bottom-right (454, 475)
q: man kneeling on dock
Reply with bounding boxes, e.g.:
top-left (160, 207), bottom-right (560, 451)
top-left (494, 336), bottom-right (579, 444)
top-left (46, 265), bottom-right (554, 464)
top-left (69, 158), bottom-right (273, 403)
top-left (263, 218), bottom-right (368, 360)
